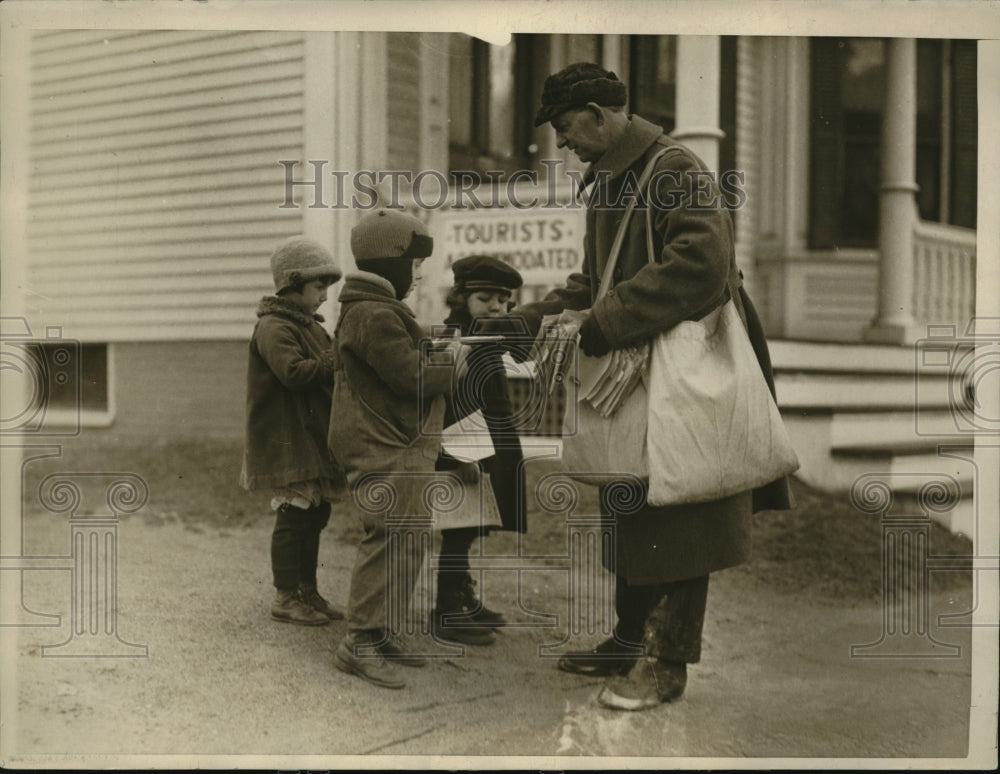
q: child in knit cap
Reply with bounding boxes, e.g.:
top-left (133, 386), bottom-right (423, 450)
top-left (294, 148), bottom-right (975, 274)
top-left (329, 209), bottom-right (469, 690)
top-left (241, 236), bottom-right (346, 626)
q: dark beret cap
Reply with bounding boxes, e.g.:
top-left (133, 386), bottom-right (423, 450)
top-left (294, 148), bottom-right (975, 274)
top-left (452, 254), bottom-right (523, 292)
top-left (533, 62), bottom-right (628, 127)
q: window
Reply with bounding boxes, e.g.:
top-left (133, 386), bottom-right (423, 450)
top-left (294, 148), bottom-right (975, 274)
top-left (630, 36), bottom-right (738, 215)
top-left (37, 342), bottom-right (111, 426)
top-left (448, 34), bottom-right (547, 178)
top-left (809, 38), bottom-right (977, 249)
top-left (629, 36), bottom-right (677, 134)
top-left (718, 36), bottom-right (738, 198)
top-left (1, 337), bottom-right (112, 433)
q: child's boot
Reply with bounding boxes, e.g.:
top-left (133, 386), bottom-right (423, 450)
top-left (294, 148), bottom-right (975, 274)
top-left (431, 571), bottom-right (495, 645)
top-left (298, 581), bottom-right (344, 620)
top-left (457, 572), bottom-right (506, 628)
top-left (297, 502), bottom-right (345, 619)
top-left (271, 588), bottom-right (330, 625)
top-left (271, 505), bottom-right (328, 624)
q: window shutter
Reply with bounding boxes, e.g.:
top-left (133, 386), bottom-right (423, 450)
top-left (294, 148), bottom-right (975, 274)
top-left (808, 38), bottom-right (843, 249)
top-left (949, 40), bottom-right (977, 229)
top-left (718, 36), bottom-right (738, 216)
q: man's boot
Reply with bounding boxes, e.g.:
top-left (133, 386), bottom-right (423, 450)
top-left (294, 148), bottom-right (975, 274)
top-left (597, 657), bottom-right (687, 711)
top-left (377, 630), bottom-right (428, 667)
top-left (334, 630), bottom-right (406, 689)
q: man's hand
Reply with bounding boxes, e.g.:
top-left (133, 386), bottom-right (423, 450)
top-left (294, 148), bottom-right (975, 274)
top-left (556, 308), bottom-right (589, 335)
top-left (578, 314), bottom-right (611, 357)
top-left (453, 461), bottom-right (480, 484)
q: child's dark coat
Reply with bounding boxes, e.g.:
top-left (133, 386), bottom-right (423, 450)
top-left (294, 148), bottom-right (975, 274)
top-left (241, 295), bottom-right (344, 491)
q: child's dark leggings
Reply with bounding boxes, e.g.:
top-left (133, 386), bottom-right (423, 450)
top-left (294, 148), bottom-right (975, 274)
top-left (438, 526), bottom-right (478, 573)
top-left (271, 502), bottom-right (331, 589)
top-left (436, 526), bottom-right (480, 608)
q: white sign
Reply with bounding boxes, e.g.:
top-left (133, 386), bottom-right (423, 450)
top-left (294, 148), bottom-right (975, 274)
top-left (433, 208), bottom-right (586, 284)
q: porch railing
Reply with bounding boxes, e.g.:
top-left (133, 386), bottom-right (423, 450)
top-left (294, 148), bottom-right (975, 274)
top-left (912, 220), bottom-right (977, 329)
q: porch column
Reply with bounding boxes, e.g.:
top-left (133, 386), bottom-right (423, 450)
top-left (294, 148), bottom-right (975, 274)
top-left (671, 36), bottom-right (724, 173)
top-left (864, 38), bottom-right (921, 344)
top-left (601, 35), bottom-right (623, 78)
top-left (419, 33), bottom-right (450, 174)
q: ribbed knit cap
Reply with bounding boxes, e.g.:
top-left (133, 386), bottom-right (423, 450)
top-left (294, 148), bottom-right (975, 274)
top-left (270, 236), bottom-right (341, 293)
top-left (350, 209), bottom-right (433, 262)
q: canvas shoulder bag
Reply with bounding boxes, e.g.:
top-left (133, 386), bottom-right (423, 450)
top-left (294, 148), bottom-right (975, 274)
top-left (643, 193), bottom-right (800, 505)
top-left (558, 148), bottom-right (669, 485)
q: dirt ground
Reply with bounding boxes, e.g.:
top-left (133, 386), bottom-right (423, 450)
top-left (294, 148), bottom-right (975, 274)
top-left (1, 449), bottom-right (989, 768)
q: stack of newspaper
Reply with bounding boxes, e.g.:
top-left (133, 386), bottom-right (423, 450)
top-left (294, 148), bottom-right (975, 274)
top-left (532, 314), bottom-right (649, 417)
top-left (575, 343), bottom-right (649, 417)
top-left (531, 315), bottom-right (577, 396)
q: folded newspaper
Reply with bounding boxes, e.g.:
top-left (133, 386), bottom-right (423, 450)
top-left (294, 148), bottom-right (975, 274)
top-left (441, 409), bottom-right (495, 462)
top-left (532, 314), bottom-right (649, 418)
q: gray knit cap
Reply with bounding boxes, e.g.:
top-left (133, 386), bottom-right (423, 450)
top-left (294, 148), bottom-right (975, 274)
top-left (351, 209), bottom-right (433, 262)
top-left (270, 236), bottom-right (341, 293)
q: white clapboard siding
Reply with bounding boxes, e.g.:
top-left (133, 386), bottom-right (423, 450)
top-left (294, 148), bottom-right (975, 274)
top-left (31, 200), bottom-right (301, 239)
top-left (32, 74), bottom-right (301, 132)
top-left (29, 149), bottom-right (296, 196)
top-left (30, 174), bottom-right (299, 223)
top-left (26, 30), bottom-right (307, 342)
top-left (30, 254), bottom-right (284, 282)
top-left (32, 93), bottom-right (303, 148)
top-left (32, 31), bottom-right (299, 94)
top-left (40, 282), bottom-right (275, 310)
top-left (30, 29), bottom-right (214, 58)
top-left (32, 112), bottom-right (302, 167)
top-left (26, 240), bottom-right (302, 274)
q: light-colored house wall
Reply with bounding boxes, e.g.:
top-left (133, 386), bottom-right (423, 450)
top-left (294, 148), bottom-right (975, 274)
top-left (23, 29), bottom-right (309, 342)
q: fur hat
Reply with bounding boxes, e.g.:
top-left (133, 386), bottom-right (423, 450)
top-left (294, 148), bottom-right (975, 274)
top-left (451, 254), bottom-right (523, 294)
top-left (351, 209), bottom-right (434, 262)
top-left (270, 236), bottom-right (341, 294)
top-left (533, 62), bottom-right (628, 127)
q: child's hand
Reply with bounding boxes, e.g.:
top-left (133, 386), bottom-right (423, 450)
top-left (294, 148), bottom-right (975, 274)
top-left (426, 335), bottom-right (470, 374)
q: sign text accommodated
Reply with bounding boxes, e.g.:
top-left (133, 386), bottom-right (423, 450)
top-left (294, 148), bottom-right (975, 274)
top-left (432, 208), bottom-right (587, 285)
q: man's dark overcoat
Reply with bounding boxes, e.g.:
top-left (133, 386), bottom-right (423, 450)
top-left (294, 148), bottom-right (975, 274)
top-left (524, 115), bottom-right (792, 584)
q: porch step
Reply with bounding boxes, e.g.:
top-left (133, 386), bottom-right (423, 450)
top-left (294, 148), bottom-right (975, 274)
top-left (812, 441), bottom-right (975, 538)
top-left (770, 339), bottom-right (972, 413)
top-left (884, 453), bottom-right (974, 490)
top-left (770, 340), bottom-right (977, 537)
top-left (829, 410), bottom-right (971, 454)
top-left (776, 372), bottom-right (933, 411)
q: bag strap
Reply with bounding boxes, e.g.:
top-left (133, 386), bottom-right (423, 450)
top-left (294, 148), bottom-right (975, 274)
top-left (595, 147), bottom-right (670, 301)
